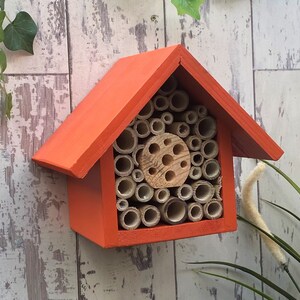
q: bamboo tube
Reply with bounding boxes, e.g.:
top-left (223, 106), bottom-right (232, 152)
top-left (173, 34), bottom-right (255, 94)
top-left (193, 116), bottom-right (217, 140)
top-left (137, 101), bottom-right (154, 120)
top-left (201, 139), bottom-right (219, 159)
top-left (167, 122), bottom-right (190, 138)
top-left (214, 184), bottom-right (222, 201)
top-left (158, 75), bottom-right (178, 96)
top-left (152, 95), bottom-right (169, 111)
top-left (115, 176), bottom-right (136, 199)
top-left (116, 198), bottom-right (129, 212)
top-left (139, 205), bottom-right (161, 227)
top-left (133, 119), bottom-right (151, 138)
top-left (190, 151), bottom-right (204, 166)
top-left (185, 135), bottom-right (202, 151)
top-left (119, 207), bottom-right (141, 230)
top-left (192, 180), bottom-right (214, 204)
top-left (158, 197), bottom-right (188, 225)
top-left (175, 184), bottom-right (193, 201)
top-left (176, 110), bottom-right (198, 124)
top-left (149, 118), bottom-right (166, 135)
top-left (193, 105), bottom-right (208, 118)
top-left (160, 112), bottom-right (174, 125)
top-left (187, 202), bottom-right (204, 222)
top-left (153, 188), bottom-right (170, 203)
top-left (202, 159), bottom-right (221, 180)
top-left (132, 169), bottom-right (145, 183)
top-left (132, 145), bottom-right (144, 167)
top-left (113, 127), bottom-right (138, 154)
top-left (168, 90), bottom-right (189, 112)
top-left (114, 155), bottom-right (134, 177)
top-left (135, 183), bottom-right (154, 202)
top-left (203, 200), bottom-right (223, 220)
top-left (128, 117), bottom-right (136, 127)
top-left (189, 166), bottom-right (202, 180)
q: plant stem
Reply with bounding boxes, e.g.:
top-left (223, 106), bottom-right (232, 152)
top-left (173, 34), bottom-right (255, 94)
top-left (283, 265), bottom-right (300, 294)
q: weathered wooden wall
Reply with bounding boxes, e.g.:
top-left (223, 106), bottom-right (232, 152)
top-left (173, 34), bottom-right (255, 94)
top-left (0, 1), bottom-right (299, 299)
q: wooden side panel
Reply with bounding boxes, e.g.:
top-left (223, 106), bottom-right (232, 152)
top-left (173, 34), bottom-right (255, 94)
top-left (165, 1), bottom-right (262, 299)
top-left (255, 70), bottom-right (300, 297)
top-left (67, 0), bottom-right (177, 299)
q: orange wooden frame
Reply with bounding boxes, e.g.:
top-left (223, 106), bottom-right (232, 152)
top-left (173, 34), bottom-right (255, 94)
top-left (68, 120), bottom-right (236, 248)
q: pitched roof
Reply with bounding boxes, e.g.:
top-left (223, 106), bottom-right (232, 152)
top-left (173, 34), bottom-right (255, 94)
top-left (32, 45), bottom-right (283, 178)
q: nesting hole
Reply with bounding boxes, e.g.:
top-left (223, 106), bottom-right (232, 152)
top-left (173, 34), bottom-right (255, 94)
top-left (170, 93), bottom-right (187, 110)
top-left (165, 170), bottom-right (175, 182)
top-left (160, 76), bottom-right (176, 94)
top-left (167, 201), bottom-right (186, 222)
top-left (204, 141), bottom-right (216, 155)
top-left (115, 156), bottom-right (131, 173)
top-left (155, 97), bottom-right (167, 108)
top-left (164, 138), bottom-right (172, 146)
top-left (118, 179), bottom-right (134, 196)
top-left (139, 102), bottom-right (152, 117)
top-left (205, 161), bottom-right (220, 178)
top-left (173, 144), bottom-right (184, 155)
top-left (162, 154), bottom-right (173, 166)
top-left (148, 167), bottom-right (157, 175)
top-left (118, 200), bottom-right (127, 209)
top-left (149, 143), bottom-right (160, 154)
top-left (152, 120), bottom-right (163, 132)
top-left (191, 138), bottom-right (201, 148)
top-left (198, 118), bottom-right (216, 137)
top-left (158, 190), bottom-right (167, 200)
top-left (180, 186), bottom-right (191, 197)
top-left (191, 206), bottom-right (201, 218)
top-left (138, 185), bottom-right (151, 200)
top-left (180, 161), bottom-right (188, 168)
top-left (207, 202), bottom-right (222, 217)
top-left (124, 211), bottom-right (139, 227)
top-left (195, 184), bottom-right (210, 200)
top-left (179, 124), bottom-right (189, 134)
top-left (136, 122), bottom-right (149, 135)
top-left (116, 129), bottom-right (135, 151)
top-left (187, 112), bottom-right (197, 123)
top-left (192, 154), bottom-right (203, 165)
top-left (144, 208), bottom-right (157, 223)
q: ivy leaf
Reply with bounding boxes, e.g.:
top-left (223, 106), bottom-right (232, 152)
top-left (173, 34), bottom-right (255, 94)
top-left (5, 92), bottom-right (12, 119)
top-left (171, 0), bottom-right (205, 20)
top-left (0, 0), bottom-right (4, 11)
top-left (4, 11), bottom-right (37, 54)
top-left (0, 49), bottom-right (6, 72)
top-left (0, 11), bottom-right (5, 42)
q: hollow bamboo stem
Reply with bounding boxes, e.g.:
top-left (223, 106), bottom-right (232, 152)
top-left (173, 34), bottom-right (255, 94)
top-left (193, 116), bottom-right (217, 140)
top-left (119, 207), bottom-right (141, 230)
top-left (152, 95), bottom-right (169, 111)
top-left (192, 180), bottom-right (214, 204)
top-left (187, 202), bottom-right (204, 222)
top-left (175, 184), bottom-right (193, 201)
top-left (160, 112), bottom-right (174, 125)
top-left (116, 198), bottom-right (129, 212)
top-left (202, 159), bottom-right (221, 180)
top-left (132, 144), bottom-right (144, 167)
top-left (135, 183), bottom-right (154, 202)
top-left (176, 110), bottom-right (198, 124)
top-left (203, 200), bottom-right (223, 219)
top-left (139, 205), bottom-right (161, 227)
top-left (189, 166), bottom-right (202, 180)
top-left (113, 127), bottom-right (138, 154)
top-left (137, 101), bottom-right (154, 120)
top-left (201, 139), bottom-right (219, 159)
top-left (185, 135), bottom-right (202, 151)
top-left (158, 75), bottom-right (178, 96)
top-left (190, 151), bottom-right (204, 167)
top-left (131, 169), bottom-right (145, 183)
top-left (167, 122), bottom-right (190, 138)
top-left (114, 155), bottom-right (134, 177)
top-left (115, 176), bottom-right (136, 199)
top-left (133, 120), bottom-right (151, 138)
top-left (149, 118), bottom-right (166, 135)
top-left (153, 188), bottom-right (170, 203)
top-left (192, 105), bottom-right (208, 118)
top-left (168, 90), bottom-right (189, 112)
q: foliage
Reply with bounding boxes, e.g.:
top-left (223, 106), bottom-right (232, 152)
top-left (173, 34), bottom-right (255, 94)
top-left (0, 1), bottom-right (37, 119)
top-left (171, 0), bottom-right (206, 20)
top-left (188, 161), bottom-right (300, 299)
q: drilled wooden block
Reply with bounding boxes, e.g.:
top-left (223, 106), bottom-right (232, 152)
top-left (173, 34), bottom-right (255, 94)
top-left (139, 133), bottom-right (191, 188)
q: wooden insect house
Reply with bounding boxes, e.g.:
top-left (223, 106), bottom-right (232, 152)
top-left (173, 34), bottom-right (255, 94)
top-left (33, 45), bottom-right (283, 248)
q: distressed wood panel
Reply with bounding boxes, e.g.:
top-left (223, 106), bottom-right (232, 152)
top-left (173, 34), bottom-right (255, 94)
top-left (0, 75), bottom-right (77, 299)
top-left (255, 70), bottom-right (300, 299)
top-left (165, 1), bottom-right (262, 299)
top-left (4, 0), bottom-right (68, 74)
top-left (252, 1), bottom-right (300, 70)
top-left (67, 1), bottom-right (176, 299)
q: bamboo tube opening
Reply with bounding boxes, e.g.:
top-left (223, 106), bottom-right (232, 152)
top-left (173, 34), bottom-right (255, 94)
top-left (149, 118), bottom-right (165, 135)
top-left (114, 155), bottom-right (134, 177)
top-left (188, 202), bottom-right (204, 222)
top-left (194, 116), bottom-right (217, 139)
top-left (119, 207), bottom-right (141, 230)
top-left (189, 166), bottom-right (202, 180)
top-left (166, 200), bottom-right (187, 224)
top-left (158, 75), bottom-right (178, 96)
top-left (169, 90), bottom-right (189, 112)
top-left (116, 198), bottom-right (129, 211)
top-left (201, 140), bottom-right (219, 159)
top-left (113, 127), bottom-right (138, 154)
top-left (116, 176), bottom-right (136, 199)
top-left (202, 159), bottom-right (221, 180)
top-left (191, 152), bottom-right (204, 166)
top-left (132, 145), bottom-right (144, 166)
top-left (185, 136), bottom-right (202, 151)
top-left (137, 101), bottom-right (154, 120)
top-left (132, 169), bottom-right (144, 182)
top-left (154, 188), bottom-right (170, 203)
top-left (135, 183), bottom-right (154, 202)
top-left (185, 111), bottom-right (198, 124)
top-left (128, 117), bottom-right (136, 126)
top-left (153, 95), bottom-right (169, 111)
top-left (167, 122), bottom-right (190, 138)
top-left (140, 205), bottom-right (161, 227)
top-left (161, 112), bottom-right (174, 125)
top-left (204, 200), bottom-right (223, 219)
top-left (134, 120), bottom-right (151, 138)
top-left (192, 180), bottom-right (214, 203)
top-left (176, 184), bottom-right (193, 201)
top-left (193, 105), bottom-right (208, 118)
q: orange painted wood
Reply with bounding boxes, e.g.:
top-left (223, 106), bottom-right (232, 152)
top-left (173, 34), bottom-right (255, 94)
top-left (33, 45), bottom-right (283, 179)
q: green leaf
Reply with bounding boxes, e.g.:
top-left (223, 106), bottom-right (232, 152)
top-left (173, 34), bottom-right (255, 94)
top-left (5, 92), bottom-right (12, 119)
top-left (0, 49), bottom-right (6, 72)
top-left (171, 0), bottom-right (205, 20)
top-left (0, 10), bottom-right (5, 42)
top-left (238, 215), bottom-right (300, 263)
top-left (195, 270), bottom-right (273, 300)
top-left (4, 11), bottom-right (37, 54)
top-left (0, 0), bottom-right (4, 11)
top-left (261, 199), bottom-right (300, 222)
top-left (187, 261), bottom-right (296, 299)
top-left (262, 160), bottom-right (300, 195)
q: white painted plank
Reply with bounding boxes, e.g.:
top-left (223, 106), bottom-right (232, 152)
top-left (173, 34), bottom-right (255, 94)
top-left (165, 1), bottom-right (262, 299)
top-left (0, 75), bottom-right (77, 300)
top-left (255, 70), bottom-right (300, 299)
top-left (252, 1), bottom-right (300, 70)
top-left (67, 1), bottom-right (176, 299)
top-left (4, 0), bottom-right (68, 74)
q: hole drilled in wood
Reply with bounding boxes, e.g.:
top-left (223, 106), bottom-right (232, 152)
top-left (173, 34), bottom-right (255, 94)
top-left (173, 144), bottom-right (184, 155)
top-left (148, 167), bottom-right (157, 175)
top-left (149, 143), bottom-right (160, 154)
top-left (165, 170), bottom-right (175, 181)
top-left (164, 138), bottom-right (172, 146)
top-left (180, 161), bottom-right (188, 168)
top-left (162, 154), bottom-right (173, 166)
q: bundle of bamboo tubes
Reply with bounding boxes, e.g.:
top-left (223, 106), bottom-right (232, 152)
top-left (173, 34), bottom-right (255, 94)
top-left (113, 75), bottom-right (223, 230)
